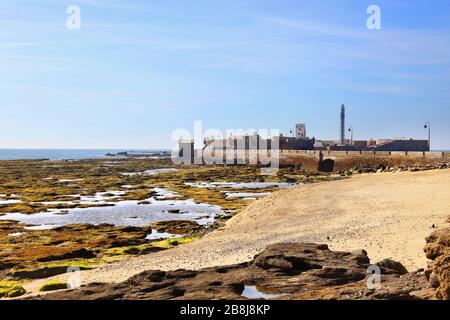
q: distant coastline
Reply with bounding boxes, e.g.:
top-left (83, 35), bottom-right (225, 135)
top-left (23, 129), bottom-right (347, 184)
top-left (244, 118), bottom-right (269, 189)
top-left (0, 148), bottom-right (448, 161)
top-left (0, 149), bottom-right (170, 161)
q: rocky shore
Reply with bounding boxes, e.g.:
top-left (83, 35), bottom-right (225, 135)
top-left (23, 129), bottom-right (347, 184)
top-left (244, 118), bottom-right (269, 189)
top-left (29, 228), bottom-right (449, 300)
top-left (1, 158), bottom-right (339, 297)
top-left (1, 161), bottom-right (449, 299)
top-left (424, 223), bottom-right (450, 300)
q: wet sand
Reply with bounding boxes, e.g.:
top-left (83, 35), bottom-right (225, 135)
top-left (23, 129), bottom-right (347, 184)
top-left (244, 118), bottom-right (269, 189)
top-left (24, 169), bottom-right (450, 294)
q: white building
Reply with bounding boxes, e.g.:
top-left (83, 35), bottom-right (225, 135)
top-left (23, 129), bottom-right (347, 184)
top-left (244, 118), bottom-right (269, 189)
top-left (295, 123), bottom-right (307, 140)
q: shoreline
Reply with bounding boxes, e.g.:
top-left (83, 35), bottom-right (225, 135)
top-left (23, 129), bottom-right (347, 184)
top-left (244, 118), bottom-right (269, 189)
top-left (1, 158), bottom-right (334, 297)
top-left (21, 168), bottom-right (450, 296)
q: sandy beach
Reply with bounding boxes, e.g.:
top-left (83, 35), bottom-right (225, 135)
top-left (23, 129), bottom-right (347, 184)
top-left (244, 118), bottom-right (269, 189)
top-left (24, 168), bottom-right (450, 294)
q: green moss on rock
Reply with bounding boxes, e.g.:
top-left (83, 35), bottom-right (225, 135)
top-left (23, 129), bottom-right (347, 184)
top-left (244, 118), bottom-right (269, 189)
top-left (39, 281), bottom-right (68, 292)
top-left (0, 281), bottom-right (26, 298)
top-left (151, 235), bottom-right (198, 249)
top-left (106, 243), bottom-right (156, 256)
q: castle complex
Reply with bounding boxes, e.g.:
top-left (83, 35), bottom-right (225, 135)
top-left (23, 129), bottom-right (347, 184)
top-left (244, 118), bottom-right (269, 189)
top-left (178, 105), bottom-right (430, 161)
top-left (313, 104), bottom-right (429, 152)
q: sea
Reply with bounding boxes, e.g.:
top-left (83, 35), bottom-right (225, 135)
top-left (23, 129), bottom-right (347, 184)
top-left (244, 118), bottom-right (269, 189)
top-left (0, 148), bottom-right (447, 161)
top-left (0, 149), bottom-right (169, 161)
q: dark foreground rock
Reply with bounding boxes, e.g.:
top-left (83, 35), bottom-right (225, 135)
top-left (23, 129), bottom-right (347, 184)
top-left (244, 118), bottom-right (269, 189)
top-left (424, 225), bottom-right (450, 300)
top-left (29, 243), bottom-right (436, 300)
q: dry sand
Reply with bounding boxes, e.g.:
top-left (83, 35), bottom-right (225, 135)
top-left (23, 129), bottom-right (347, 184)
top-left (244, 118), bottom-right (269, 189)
top-left (24, 169), bottom-right (450, 294)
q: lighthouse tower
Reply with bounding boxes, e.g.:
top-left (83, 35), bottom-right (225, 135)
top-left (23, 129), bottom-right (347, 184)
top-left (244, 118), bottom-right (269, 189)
top-left (340, 104), bottom-right (345, 145)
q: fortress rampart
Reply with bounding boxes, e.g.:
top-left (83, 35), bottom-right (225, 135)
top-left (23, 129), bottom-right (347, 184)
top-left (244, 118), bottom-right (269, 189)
top-left (190, 149), bottom-right (450, 173)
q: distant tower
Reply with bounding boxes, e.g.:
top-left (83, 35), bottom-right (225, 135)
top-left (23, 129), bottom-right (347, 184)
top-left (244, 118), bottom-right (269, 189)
top-left (340, 104), bottom-right (345, 145)
top-left (295, 123), bottom-right (307, 139)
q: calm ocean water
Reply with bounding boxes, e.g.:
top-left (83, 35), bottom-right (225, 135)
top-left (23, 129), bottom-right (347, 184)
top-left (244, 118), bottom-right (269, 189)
top-left (0, 149), bottom-right (447, 161)
top-left (0, 149), bottom-right (167, 160)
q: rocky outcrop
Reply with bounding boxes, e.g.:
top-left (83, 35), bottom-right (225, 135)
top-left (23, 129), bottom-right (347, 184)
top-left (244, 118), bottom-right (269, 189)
top-left (424, 226), bottom-right (450, 300)
top-left (340, 163), bottom-right (450, 176)
top-left (376, 258), bottom-right (409, 275)
top-left (0, 222), bottom-right (150, 280)
top-left (36, 248), bottom-right (96, 262)
top-left (151, 220), bottom-right (201, 234)
top-left (29, 243), bottom-right (434, 300)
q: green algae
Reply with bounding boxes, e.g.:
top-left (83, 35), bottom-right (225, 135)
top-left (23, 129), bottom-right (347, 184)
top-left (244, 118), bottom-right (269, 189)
top-left (39, 280), bottom-right (68, 292)
top-left (0, 281), bottom-right (26, 298)
top-left (105, 235), bottom-right (198, 256)
top-left (151, 235), bottom-right (198, 249)
top-left (0, 158), bottom-right (336, 282)
top-left (106, 242), bottom-right (158, 256)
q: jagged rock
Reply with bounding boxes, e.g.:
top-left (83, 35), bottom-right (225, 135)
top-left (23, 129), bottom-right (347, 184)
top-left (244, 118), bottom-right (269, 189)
top-left (376, 258), bottom-right (408, 275)
top-left (109, 240), bottom-right (145, 248)
top-left (12, 265), bottom-right (91, 279)
top-left (424, 228), bottom-right (450, 259)
top-left (28, 243), bottom-right (431, 300)
top-left (291, 269), bottom-right (433, 300)
top-left (37, 248), bottom-right (95, 262)
top-left (424, 227), bottom-right (450, 300)
top-left (360, 168), bottom-right (376, 173)
top-left (151, 220), bottom-right (201, 234)
top-left (0, 222), bottom-right (150, 276)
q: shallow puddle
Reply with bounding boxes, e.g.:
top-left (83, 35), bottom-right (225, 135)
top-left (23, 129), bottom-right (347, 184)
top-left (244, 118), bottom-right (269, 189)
top-left (185, 182), bottom-right (297, 189)
top-left (241, 286), bottom-right (288, 300)
top-left (78, 190), bottom-right (127, 204)
top-left (24, 224), bottom-right (57, 230)
top-left (224, 192), bottom-right (271, 200)
top-left (153, 188), bottom-right (179, 199)
top-left (120, 168), bottom-right (179, 176)
top-left (38, 190), bottom-right (127, 206)
top-left (0, 199), bottom-right (21, 204)
top-left (145, 229), bottom-right (183, 240)
top-left (0, 192), bottom-right (221, 229)
top-left (8, 232), bottom-right (27, 237)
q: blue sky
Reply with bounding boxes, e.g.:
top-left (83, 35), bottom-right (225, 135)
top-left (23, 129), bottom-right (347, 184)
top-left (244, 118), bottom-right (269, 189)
top-left (1, 0), bottom-right (449, 149)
